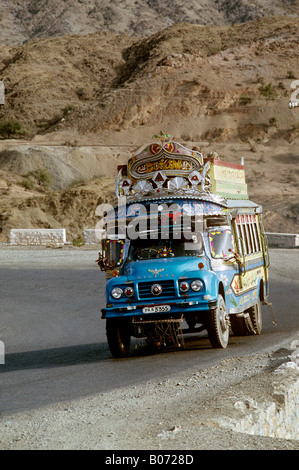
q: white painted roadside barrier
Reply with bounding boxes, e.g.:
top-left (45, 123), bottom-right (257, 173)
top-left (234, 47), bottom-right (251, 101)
top-left (10, 229), bottom-right (66, 246)
top-left (7, 229), bottom-right (299, 248)
top-left (266, 232), bottom-right (299, 248)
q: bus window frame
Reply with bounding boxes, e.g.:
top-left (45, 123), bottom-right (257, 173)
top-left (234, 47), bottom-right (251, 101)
top-left (234, 213), bottom-right (263, 258)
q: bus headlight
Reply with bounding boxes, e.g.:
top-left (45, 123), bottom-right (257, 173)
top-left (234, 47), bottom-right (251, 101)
top-left (111, 287), bottom-right (123, 299)
top-left (191, 280), bottom-right (203, 292)
top-left (124, 286), bottom-right (134, 297)
top-left (179, 281), bottom-right (190, 293)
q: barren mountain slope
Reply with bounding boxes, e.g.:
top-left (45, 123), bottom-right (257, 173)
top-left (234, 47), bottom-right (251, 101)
top-left (1, 17), bottom-right (298, 138)
top-left (0, 0), bottom-right (298, 45)
top-left (0, 17), bottom-right (298, 242)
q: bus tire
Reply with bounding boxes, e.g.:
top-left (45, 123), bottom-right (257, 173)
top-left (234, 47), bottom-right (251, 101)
top-left (207, 294), bottom-right (229, 348)
top-left (245, 300), bottom-right (262, 335)
top-left (106, 318), bottom-right (131, 358)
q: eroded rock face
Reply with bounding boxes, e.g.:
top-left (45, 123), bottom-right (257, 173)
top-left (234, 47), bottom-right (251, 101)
top-left (1, 0), bottom-right (298, 46)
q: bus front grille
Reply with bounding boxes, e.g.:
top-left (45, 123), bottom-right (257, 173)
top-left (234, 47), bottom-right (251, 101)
top-left (138, 280), bottom-right (176, 299)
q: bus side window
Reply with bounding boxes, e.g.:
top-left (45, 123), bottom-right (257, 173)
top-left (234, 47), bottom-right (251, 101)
top-left (234, 219), bottom-right (244, 256)
top-left (244, 216), bottom-right (253, 254)
top-left (238, 216), bottom-right (249, 255)
top-left (251, 215), bottom-right (261, 252)
top-left (247, 215), bottom-right (256, 253)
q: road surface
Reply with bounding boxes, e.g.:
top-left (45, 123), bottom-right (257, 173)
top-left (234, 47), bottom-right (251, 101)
top-left (0, 247), bottom-right (298, 417)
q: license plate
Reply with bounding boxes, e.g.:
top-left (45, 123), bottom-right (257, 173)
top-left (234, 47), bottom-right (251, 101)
top-left (142, 305), bottom-right (171, 314)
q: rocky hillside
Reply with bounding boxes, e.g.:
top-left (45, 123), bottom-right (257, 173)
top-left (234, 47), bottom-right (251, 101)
top-left (0, 0), bottom-right (298, 45)
top-left (1, 17), bottom-right (298, 138)
top-left (0, 15), bottom-right (298, 242)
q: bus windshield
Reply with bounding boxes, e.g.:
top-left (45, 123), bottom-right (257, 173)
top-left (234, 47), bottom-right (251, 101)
top-left (128, 235), bottom-right (204, 261)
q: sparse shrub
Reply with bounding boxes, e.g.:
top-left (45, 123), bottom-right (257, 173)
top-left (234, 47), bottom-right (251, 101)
top-left (258, 83), bottom-right (277, 100)
top-left (19, 178), bottom-right (35, 190)
top-left (23, 169), bottom-right (52, 187)
top-left (288, 203), bottom-right (299, 218)
top-left (69, 177), bottom-right (86, 187)
top-left (0, 119), bottom-right (26, 138)
top-left (31, 169), bottom-right (52, 186)
top-left (269, 117), bottom-right (278, 126)
top-left (64, 140), bottom-right (78, 147)
top-left (62, 104), bottom-right (76, 114)
top-left (287, 70), bottom-right (296, 79)
top-left (239, 95), bottom-right (253, 106)
top-left (72, 237), bottom-right (85, 247)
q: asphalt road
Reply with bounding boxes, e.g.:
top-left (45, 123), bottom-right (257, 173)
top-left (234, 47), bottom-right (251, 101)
top-left (0, 248), bottom-right (299, 417)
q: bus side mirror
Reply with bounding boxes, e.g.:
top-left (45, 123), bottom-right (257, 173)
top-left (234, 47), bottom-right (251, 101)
top-left (96, 238), bottom-right (128, 272)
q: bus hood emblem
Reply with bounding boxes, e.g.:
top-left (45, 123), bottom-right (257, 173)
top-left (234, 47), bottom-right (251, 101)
top-left (148, 268), bottom-right (165, 277)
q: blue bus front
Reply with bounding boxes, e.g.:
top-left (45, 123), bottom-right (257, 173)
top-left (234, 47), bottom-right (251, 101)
top-left (103, 245), bottom-right (219, 320)
top-left (100, 223), bottom-right (227, 357)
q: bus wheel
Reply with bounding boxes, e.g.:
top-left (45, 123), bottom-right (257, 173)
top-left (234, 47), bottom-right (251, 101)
top-left (106, 318), bottom-right (131, 358)
top-left (207, 294), bottom-right (229, 348)
top-left (245, 300), bottom-right (262, 335)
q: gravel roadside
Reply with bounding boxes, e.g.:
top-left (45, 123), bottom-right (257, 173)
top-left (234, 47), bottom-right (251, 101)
top-left (0, 345), bottom-right (298, 450)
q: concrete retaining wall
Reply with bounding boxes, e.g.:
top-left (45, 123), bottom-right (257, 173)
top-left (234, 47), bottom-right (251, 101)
top-left (219, 341), bottom-right (299, 440)
top-left (10, 229), bottom-right (66, 246)
top-left (266, 232), bottom-right (299, 248)
top-left (233, 365), bottom-right (299, 439)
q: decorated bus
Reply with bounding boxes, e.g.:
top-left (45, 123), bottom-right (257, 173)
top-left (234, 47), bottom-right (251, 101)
top-left (98, 132), bottom-right (272, 357)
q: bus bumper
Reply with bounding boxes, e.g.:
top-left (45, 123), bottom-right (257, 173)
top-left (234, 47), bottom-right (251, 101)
top-left (101, 299), bottom-right (217, 319)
